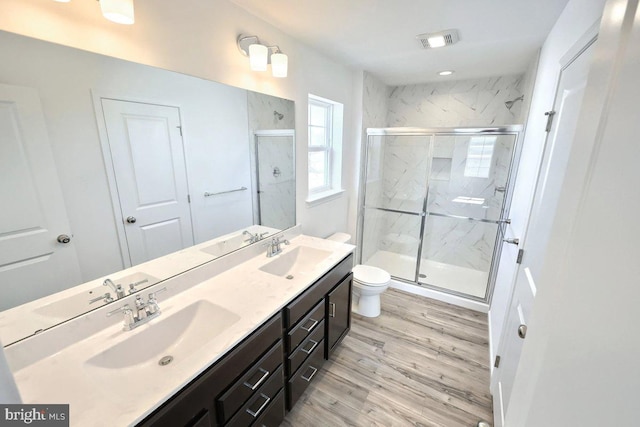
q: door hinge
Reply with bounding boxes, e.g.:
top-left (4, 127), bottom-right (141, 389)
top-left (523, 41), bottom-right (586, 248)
top-left (544, 110), bottom-right (556, 132)
top-left (494, 355), bottom-right (501, 368)
top-left (177, 125), bottom-right (183, 136)
top-left (187, 194), bottom-right (191, 203)
top-left (516, 249), bottom-right (524, 264)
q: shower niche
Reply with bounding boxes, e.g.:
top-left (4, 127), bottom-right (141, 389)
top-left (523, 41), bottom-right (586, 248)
top-left (359, 127), bottom-right (521, 302)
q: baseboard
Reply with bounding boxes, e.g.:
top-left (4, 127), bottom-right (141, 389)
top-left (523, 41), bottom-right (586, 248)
top-left (389, 279), bottom-right (490, 313)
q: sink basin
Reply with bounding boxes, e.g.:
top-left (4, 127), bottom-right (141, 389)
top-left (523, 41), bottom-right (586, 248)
top-left (259, 246), bottom-right (332, 277)
top-left (201, 233), bottom-right (248, 257)
top-left (86, 301), bottom-right (240, 369)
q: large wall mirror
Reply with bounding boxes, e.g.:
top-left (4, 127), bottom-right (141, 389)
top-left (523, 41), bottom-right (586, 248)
top-left (0, 30), bottom-right (296, 345)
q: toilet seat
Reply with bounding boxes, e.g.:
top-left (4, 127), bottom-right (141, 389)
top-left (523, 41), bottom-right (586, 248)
top-left (353, 265), bottom-right (390, 287)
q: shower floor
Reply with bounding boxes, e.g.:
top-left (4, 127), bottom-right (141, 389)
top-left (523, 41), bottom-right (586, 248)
top-left (365, 250), bottom-right (488, 298)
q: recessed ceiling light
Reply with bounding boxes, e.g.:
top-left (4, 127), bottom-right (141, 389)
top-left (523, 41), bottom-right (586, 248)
top-left (438, 70), bottom-right (454, 76)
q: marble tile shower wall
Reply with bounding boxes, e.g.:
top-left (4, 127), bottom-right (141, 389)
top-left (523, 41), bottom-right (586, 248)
top-left (247, 92), bottom-right (295, 131)
top-left (387, 75), bottom-right (525, 127)
top-left (361, 74), bottom-right (523, 275)
top-left (247, 92), bottom-right (295, 228)
top-left (361, 73), bottom-right (391, 262)
top-left (256, 135), bottom-right (295, 230)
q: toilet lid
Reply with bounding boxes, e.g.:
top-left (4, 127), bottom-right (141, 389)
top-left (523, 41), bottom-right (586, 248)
top-left (352, 264), bottom-right (391, 286)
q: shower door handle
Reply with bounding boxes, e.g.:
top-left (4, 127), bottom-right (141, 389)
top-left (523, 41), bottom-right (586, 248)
top-left (503, 238), bottom-right (519, 245)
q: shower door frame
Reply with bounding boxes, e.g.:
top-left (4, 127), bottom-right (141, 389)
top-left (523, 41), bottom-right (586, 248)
top-left (357, 126), bottom-right (524, 304)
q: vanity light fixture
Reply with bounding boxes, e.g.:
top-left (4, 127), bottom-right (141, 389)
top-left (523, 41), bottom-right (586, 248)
top-left (99, 0), bottom-right (135, 25)
top-left (438, 70), bottom-right (454, 76)
top-left (52, 0), bottom-right (135, 24)
top-left (237, 34), bottom-right (289, 78)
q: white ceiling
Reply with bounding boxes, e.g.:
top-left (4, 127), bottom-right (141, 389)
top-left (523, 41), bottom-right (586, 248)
top-left (229, 0), bottom-right (570, 86)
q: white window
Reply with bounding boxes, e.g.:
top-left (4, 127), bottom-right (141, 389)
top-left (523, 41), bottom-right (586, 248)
top-left (464, 136), bottom-right (496, 178)
top-left (307, 94), bottom-right (344, 205)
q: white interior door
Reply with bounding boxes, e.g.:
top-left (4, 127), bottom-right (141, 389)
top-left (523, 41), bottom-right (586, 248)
top-left (0, 84), bottom-right (81, 310)
top-left (491, 38), bottom-right (596, 426)
top-left (101, 99), bottom-right (194, 266)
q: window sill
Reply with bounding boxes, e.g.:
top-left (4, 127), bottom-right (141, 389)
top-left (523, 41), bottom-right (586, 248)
top-left (305, 189), bottom-right (345, 207)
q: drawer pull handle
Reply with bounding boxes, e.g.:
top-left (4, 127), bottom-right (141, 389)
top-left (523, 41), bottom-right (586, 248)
top-left (301, 339), bottom-right (319, 355)
top-left (330, 302), bottom-right (336, 318)
top-left (243, 368), bottom-right (270, 391)
top-left (301, 366), bottom-right (318, 382)
top-left (301, 318), bottom-right (319, 332)
top-left (246, 393), bottom-right (271, 418)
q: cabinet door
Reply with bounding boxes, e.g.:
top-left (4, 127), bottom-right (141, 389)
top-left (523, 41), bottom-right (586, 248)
top-left (326, 274), bottom-right (352, 356)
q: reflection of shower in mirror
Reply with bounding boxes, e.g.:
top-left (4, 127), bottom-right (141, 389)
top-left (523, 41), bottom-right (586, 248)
top-left (274, 110), bottom-right (284, 120)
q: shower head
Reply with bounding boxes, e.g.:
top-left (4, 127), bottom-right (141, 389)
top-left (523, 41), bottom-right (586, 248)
top-left (505, 95), bottom-right (524, 110)
top-left (274, 110), bottom-right (284, 120)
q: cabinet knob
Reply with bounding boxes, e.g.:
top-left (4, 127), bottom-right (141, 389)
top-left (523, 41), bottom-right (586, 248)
top-left (126, 216), bottom-right (137, 224)
top-left (57, 234), bottom-right (71, 244)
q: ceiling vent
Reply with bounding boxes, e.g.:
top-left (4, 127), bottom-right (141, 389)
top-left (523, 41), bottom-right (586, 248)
top-left (416, 29), bottom-right (460, 49)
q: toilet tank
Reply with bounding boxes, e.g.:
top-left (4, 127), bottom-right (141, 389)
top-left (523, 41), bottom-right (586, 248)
top-left (326, 232), bottom-right (351, 244)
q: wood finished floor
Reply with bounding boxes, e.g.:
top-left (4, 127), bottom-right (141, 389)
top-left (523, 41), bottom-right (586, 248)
top-left (282, 288), bottom-right (492, 427)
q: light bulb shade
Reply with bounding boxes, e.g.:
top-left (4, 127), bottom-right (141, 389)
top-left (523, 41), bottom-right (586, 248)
top-left (249, 44), bottom-right (268, 71)
top-left (53, 0), bottom-right (71, 3)
top-left (271, 53), bottom-right (288, 78)
top-left (100, 0), bottom-right (135, 25)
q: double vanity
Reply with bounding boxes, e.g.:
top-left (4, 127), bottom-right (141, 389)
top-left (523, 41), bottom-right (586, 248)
top-left (3, 228), bottom-right (355, 426)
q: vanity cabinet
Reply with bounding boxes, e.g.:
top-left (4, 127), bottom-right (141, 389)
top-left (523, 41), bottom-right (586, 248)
top-left (283, 253), bottom-right (353, 409)
top-left (139, 252), bottom-right (354, 426)
top-left (138, 313), bottom-right (285, 427)
top-left (326, 273), bottom-right (353, 357)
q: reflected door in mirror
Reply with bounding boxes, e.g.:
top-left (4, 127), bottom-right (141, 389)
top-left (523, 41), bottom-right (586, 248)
top-left (0, 84), bottom-right (82, 310)
top-left (101, 99), bottom-right (194, 266)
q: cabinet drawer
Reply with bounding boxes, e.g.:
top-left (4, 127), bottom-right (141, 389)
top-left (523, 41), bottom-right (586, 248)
top-left (286, 300), bottom-right (324, 352)
top-left (226, 366), bottom-right (284, 427)
top-left (216, 340), bottom-right (283, 424)
top-left (287, 319), bottom-right (324, 376)
top-left (253, 389), bottom-right (285, 427)
top-left (287, 338), bottom-right (325, 409)
top-left (137, 313), bottom-right (281, 427)
top-left (285, 253), bottom-right (353, 328)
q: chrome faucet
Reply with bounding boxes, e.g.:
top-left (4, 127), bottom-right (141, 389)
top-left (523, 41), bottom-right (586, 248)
top-left (266, 236), bottom-right (290, 257)
top-left (244, 230), bottom-right (271, 244)
top-left (107, 287), bottom-right (167, 331)
top-left (103, 278), bottom-right (126, 299)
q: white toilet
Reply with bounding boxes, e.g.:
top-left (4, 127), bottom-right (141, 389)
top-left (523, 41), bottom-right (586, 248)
top-left (327, 233), bottom-right (391, 318)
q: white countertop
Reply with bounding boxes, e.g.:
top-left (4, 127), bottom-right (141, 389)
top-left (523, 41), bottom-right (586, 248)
top-left (5, 233), bottom-right (354, 426)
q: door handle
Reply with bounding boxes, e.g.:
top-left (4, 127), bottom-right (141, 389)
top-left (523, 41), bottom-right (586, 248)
top-left (126, 216), bottom-right (137, 224)
top-left (329, 302), bottom-right (336, 317)
top-left (518, 324), bottom-right (527, 339)
top-left (503, 238), bottom-right (519, 245)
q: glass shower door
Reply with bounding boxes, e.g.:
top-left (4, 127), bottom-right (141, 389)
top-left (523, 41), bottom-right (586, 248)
top-left (255, 130), bottom-right (295, 230)
top-left (360, 133), bottom-right (431, 281)
top-left (418, 133), bottom-right (517, 298)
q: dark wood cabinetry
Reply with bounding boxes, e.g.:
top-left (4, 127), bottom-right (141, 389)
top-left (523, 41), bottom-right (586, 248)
top-left (138, 252), bottom-right (354, 427)
top-left (138, 314), bottom-right (285, 427)
top-left (326, 273), bottom-right (352, 357)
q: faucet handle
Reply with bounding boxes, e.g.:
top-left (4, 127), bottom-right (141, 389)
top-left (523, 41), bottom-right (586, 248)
top-left (107, 304), bottom-right (132, 317)
top-left (148, 287), bottom-right (168, 300)
top-left (89, 293), bottom-right (112, 304)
